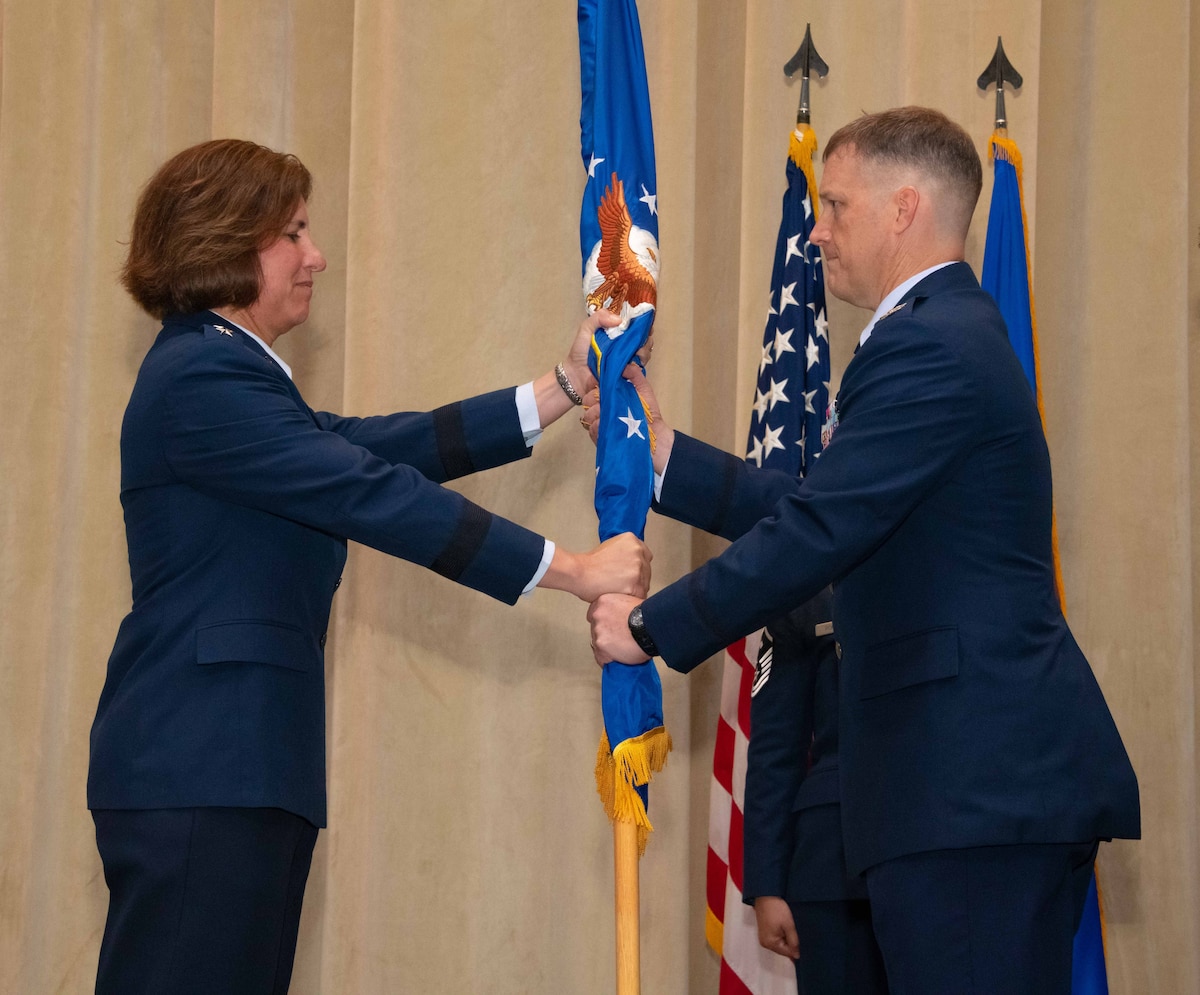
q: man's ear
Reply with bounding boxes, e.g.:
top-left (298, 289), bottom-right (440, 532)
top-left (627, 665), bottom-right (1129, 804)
top-left (893, 185), bottom-right (920, 233)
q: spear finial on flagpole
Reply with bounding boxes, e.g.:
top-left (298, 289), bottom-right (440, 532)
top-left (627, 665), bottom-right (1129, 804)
top-left (977, 37), bottom-right (1023, 133)
top-left (784, 24), bottom-right (828, 126)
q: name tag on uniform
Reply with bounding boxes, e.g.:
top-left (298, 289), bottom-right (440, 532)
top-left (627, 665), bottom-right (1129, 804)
top-left (814, 621), bottom-right (834, 637)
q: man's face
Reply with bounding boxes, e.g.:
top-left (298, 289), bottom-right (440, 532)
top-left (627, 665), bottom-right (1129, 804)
top-left (810, 147), bottom-right (893, 311)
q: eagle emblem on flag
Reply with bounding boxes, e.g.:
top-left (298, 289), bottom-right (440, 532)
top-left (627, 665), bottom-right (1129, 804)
top-left (584, 172), bottom-right (659, 328)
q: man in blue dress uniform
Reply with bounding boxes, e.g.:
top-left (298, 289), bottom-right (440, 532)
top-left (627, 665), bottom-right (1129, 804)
top-left (588, 106), bottom-right (1139, 994)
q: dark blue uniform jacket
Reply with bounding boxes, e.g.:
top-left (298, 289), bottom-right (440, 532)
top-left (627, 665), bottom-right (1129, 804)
top-left (89, 312), bottom-right (544, 827)
top-left (645, 264), bottom-right (1140, 875)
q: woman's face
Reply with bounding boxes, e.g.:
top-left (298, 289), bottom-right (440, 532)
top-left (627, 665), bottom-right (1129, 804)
top-left (245, 200), bottom-right (327, 344)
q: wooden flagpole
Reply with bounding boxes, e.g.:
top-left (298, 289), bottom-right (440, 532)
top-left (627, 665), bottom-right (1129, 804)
top-left (613, 819), bottom-right (640, 994)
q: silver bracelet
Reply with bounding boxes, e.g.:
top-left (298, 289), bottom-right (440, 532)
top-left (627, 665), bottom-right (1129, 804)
top-left (555, 362), bottom-right (584, 406)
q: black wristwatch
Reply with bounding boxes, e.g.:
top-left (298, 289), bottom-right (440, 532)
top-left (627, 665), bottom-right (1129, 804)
top-left (627, 605), bottom-right (660, 658)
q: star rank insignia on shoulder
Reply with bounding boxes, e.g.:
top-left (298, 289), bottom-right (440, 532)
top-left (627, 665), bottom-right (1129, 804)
top-left (879, 301), bottom-right (908, 322)
top-left (213, 324), bottom-right (234, 336)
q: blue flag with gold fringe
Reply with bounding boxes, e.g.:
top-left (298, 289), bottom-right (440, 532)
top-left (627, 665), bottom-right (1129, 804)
top-left (982, 132), bottom-right (1110, 995)
top-left (579, 0), bottom-right (670, 855)
top-left (981, 136), bottom-right (1038, 393)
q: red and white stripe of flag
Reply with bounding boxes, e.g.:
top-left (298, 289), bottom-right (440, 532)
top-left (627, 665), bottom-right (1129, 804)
top-left (705, 636), bottom-right (797, 995)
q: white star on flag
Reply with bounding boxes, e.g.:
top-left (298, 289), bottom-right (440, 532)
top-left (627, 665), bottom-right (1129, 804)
top-left (587, 153), bottom-right (605, 177)
top-left (639, 184), bottom-right (658, 216)
top-left (618, 407), bottom-right (645, 439)
top-left (805, 335), bottom-right (821, 370)
top-left (746, 435), bottom-right (764, 468)
top-left (811, 305), bottom-right (829, 341)
top-left (773, 327), bottom-right (795, 361)
top-left (802, 192), bottom-right (812, 220)
top-left (761, 424), bottom-right (786, 458)
top-left (803, 388), bottom-right (817, 415)
top-left (777, 282), bottom-right (799, 313)
top-left (767, 378), bottom-right (789, 410)
top-left (752, 388), bottom-right (769, 423)
top-left (759, 342), bottom-right (774, 377)
top-left (785, 233), bottom-right (802, 265)
top-left (767, 289), bottom-right (777, 316)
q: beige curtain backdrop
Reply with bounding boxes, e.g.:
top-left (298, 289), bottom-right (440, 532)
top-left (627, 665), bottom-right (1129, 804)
top-left (1, 1), bottom-right (1195, 991)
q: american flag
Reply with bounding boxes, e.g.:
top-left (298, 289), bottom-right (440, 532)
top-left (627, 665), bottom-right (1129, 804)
top-left (706, 123), bottom-right (828, 995)
top-left (746, 126), bottom-right (829, 477)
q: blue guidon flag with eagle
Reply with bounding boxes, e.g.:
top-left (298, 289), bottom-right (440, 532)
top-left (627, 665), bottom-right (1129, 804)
top-left (579, 0), bottom-right (670, 855)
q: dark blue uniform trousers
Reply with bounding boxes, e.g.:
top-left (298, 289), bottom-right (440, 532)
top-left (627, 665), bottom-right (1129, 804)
top-left (93, 807), bottom-right (318, 995)
top-left (783, 800), bottom-right (889, 994)
top-left (790, 897), bottom-right (888, 995)
top-left (864, 841), bottom-right (1099, 995)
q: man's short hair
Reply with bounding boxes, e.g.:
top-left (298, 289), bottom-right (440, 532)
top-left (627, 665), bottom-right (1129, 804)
top-left (122, 139), bottom-right (313, 319)
top-left (825, 106), bottom-right (983, 235)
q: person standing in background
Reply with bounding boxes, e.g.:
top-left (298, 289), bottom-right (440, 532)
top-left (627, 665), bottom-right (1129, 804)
top-left (743, 595), bottom-right (888, 995)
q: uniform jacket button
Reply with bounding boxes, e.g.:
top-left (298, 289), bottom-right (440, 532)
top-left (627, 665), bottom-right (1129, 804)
top-left (319, 633), bottom-right (327, 649)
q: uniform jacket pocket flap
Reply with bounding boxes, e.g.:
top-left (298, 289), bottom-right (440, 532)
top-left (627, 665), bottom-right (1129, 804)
top-left (859, 626), bottom-right (958, 699)
top-left (792, 765), bottom-right (840, 811)
top-left (195, 620), bottom-right (312, 672)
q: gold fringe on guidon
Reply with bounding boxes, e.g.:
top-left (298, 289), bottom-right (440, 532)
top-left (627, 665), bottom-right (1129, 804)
top-left (989, 132), bottom-right (1023, 172)
top-left (789, 124), bottom-right (820, 218)
top-left (638, 394), bottom-right (657, 454)
top-left (594, 725), bottom-right (673, 857)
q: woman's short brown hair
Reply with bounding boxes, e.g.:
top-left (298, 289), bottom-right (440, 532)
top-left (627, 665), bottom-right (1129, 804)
top-left (122, 139), bottom-right (312, 318)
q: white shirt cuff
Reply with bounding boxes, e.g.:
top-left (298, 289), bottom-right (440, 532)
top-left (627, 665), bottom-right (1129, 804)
top-left (653, 453), bottom-right (670, 502)
top-left (522, 539), bottom-right (555, 596)
top-left (515, 382), bottom-right (542, 448)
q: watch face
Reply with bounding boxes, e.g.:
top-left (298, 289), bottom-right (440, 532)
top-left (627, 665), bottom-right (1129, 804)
top-left (628, 605), bottom-right (656, 656)
top-left (629, 607), bottom-right (645, 634)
